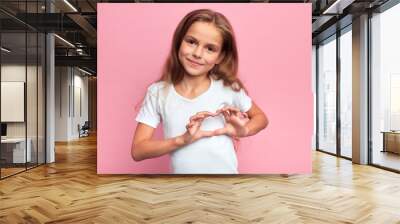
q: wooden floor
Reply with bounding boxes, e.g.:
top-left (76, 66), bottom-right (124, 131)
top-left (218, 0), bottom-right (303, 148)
top-left (1, 134), bottom-right (400, 223)
top-left (0, 167), bottom-right (26, 178)
top-left (1, 162), bottom-right (46, 178)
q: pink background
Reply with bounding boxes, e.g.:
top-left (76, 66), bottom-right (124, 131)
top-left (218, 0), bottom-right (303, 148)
top-left (97, 3), bottom-right (312, 174)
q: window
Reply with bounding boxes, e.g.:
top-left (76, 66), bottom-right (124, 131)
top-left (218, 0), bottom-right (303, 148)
top-left (371, 2), bottom-right (400, 171)
top-left (317, 35), bottom-right (337, 154)
top-left (339, 27), bottom-right (352, 158)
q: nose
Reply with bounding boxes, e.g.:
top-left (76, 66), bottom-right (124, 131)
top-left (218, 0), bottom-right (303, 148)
top-left (192, 46), bottom-right (203, 59)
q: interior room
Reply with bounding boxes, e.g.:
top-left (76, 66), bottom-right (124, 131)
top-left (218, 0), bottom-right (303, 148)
top-left (0, 0), bottom-right (399, 223)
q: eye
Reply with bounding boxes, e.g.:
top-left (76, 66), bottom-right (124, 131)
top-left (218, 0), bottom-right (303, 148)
top-left (186, 38), bottom-right (196, 45)
top-left (207, 47), bottom-right (216, 52)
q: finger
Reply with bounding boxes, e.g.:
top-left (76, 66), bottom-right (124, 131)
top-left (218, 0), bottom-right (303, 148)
top-left (191, 119), bottom-right (201, 127)
top-left (222, 106), bottom-right (240, 114)
top-left (229, 109), bottom-right (241, 117)
top-left (205, 111), bottom-right (217, 116)
top-left (225, 111), bottom-right (231, 118)
top-left (196, 111), bottom-right (215, 117)
top-left (191, 111), bottom-right (215, 122)
top-left (213, 128), bottom-right (228, 136)
top-left (193, 116), bottom-right (207, 125)
top-left (216, 108), bottom-right (226, 114)
top-left (219, 106), bottom-right (229, 113)
top-left (193, 114), bottom-right (204, 120)
top-left (200, 130), bottom-right (215, 138)
top-left (224, 110), bottom-right (234, 118)
top-left (217, 107), bottom-right (227, 114)
top-left (191, 111), bottom-right (218, 123)
top-left (228, 110), bottom-right (243, 119)
top-left (222, 111), bottom-right (231, 122)
top-left (190, 114), bottom-right (204, 122)
top-left (187, 117), bottom-right (201, 127)
top-left (219, 107), bottom-right (235, 117)
top-left (196, 111), bottom-right (210, 115)
top-left (230, 116), bottom-right (245, 126)
top-left (186, 122), bottom-right (195, 129)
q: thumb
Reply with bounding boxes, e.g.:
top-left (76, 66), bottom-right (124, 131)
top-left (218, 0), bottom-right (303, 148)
top-left (230, 116), bottom-right (244, 125)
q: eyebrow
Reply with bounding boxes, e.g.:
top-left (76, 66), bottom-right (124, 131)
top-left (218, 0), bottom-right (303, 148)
top-left (185, 35), bottom-right (221, 48)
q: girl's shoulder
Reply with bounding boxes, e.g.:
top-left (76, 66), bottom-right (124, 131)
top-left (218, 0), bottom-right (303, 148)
top-left (147, 81), bottom-right (169, 94)
top-left (212, 78), bottom-right (244, 94)
top-left (146, 81), bottom-right (171, 101)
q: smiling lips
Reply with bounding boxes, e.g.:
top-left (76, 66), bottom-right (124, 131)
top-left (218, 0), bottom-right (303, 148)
top-left (186, 58), bottom-right (203, 67)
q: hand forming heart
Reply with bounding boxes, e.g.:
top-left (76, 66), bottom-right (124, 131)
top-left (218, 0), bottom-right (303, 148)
top-left (214, 106), bottom-right (249, 138)
top-left (182, 107), bottom-right (249, 145)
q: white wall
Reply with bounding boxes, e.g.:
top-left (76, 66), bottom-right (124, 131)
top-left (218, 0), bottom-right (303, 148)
top-left (1, 65), bottom-right (42, 137)
top-left (55, 66), bottom-right (70, 141)
top-left (55, 67), bottom-right (89, 141)
top-left (72, 73), bottom-right (89, 138)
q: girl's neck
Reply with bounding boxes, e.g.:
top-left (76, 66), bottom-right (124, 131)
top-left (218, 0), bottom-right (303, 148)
top-left (179, 74), bottom-right (210, 92)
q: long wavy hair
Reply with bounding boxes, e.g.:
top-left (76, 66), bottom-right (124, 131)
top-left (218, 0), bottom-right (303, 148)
top-left (159, 8), bottom-right (246, 92)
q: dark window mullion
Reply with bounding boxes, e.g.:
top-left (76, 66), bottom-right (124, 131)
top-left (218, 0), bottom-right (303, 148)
top-left (316, 45), bottom-right (320, 150)
top-left (336, 29), bottom-right (341, 157)
top-left (0, 20), bottom-right (2, 179)
top-left (36, 0), bottom-right (39, 167)
top-left (367, 11), bottom-right (373, 165)
top-left (25, 0), bottom-right (28, 171)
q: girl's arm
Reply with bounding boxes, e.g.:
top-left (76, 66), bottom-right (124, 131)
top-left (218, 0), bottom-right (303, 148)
top-left (131, 123), bottom-right (185, 161)
top-left (132, 111), bottom-right (216, 161)
top-left (242, 101), bottom-right (269, 136)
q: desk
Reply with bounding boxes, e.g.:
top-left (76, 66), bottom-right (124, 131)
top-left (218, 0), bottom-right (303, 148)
top-left (381, 131), bottom-right (400, 154)
top-left (1, 138), bottom-right (31, 163)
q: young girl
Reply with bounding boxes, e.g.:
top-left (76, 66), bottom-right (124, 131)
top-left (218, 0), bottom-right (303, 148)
top-left (132, 9), bottom-right (268, 174)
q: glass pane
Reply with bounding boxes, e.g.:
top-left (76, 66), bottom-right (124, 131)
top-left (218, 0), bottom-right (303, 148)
top-left (318, 36), bottom-right (337, 154)
top-left (1, 31), bottom-right (27, 177)
top-left (0, 1), bottom-right (46, 178)
top-left (27, 31), bottom-right (38, 169)
top-left (340, 28), bottom-right (352, 158)
top-left (371, 3), bottom-right (400, 171)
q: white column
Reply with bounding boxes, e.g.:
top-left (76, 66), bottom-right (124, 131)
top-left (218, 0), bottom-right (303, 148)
top-left (46, 1), bottom-right (55, 163)
top-left (352, 14), bottom-right (369, 164)
top-left (46, 33), bottom-right (55, 163)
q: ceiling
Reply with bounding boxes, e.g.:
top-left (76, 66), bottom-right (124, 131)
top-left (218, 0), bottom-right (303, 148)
top-left (0, 0), bottom-right (392, 75)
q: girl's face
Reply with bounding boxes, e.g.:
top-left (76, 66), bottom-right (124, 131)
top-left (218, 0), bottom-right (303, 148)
top-left (178, 21), bottom-right (224, 78)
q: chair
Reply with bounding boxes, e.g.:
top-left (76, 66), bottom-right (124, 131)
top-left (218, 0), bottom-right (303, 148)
top-left (79, 121), bottom-right (90, 138)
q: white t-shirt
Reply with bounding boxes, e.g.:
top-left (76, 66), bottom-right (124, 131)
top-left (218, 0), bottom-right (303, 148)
top-left (135, 78), bottom-right (252, 174)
